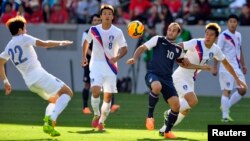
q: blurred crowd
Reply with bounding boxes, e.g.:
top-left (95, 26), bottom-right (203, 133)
top-left (1, 0), bottom-right (250, 27)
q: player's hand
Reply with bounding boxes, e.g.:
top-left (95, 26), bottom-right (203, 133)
top-left (126, 58), bottom-right (136, 64)
top-left (109, 57), bottom-right (119, 64)
top-left (4, 82), bottom-right (12, 95)
top-left (242, 66), bottom-right (247, 74)
top-left (182, 58), bottom-right (191, 67)
top-left (236, 78), bottom-right (248, 90)
top-left (82, 57), bottom-right (88, 67)
top-left (212, 67), bottom-right (218, 76)
top-left (201, 64), bottom-right (212, 72)
top-left (61, 40), bottom-right (73, 46)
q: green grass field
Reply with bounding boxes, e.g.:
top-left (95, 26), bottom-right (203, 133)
top-left (0, 91), bottom-right (250, 141)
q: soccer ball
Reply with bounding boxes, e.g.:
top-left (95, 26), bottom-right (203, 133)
top-left (127, 20), bottom-right (144, 38)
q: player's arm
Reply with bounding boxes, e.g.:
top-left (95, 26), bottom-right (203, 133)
top-left (36, 40), bottom-right (73, 48)
top-left (110, 47), bottom-right (128, 64)
top-left (212, 58), bottom-right (219, 76)
top-left (127, 36), bottom-right (158, 65)
top-left (240, 47), bottom-right (247, 74)
top-left (82, 40), bottom-right (90, 66)
top-left (0, 58), bottom-right (12, 95)
top-left (177, 58), bottom-right (211, 71)
top-left (126, 45), bottom-right (148, 64)
top-left (221, 58), bottom-right (248, 89)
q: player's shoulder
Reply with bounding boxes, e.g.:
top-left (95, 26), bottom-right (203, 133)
top-left (111, 24), bottom-right (123, 33)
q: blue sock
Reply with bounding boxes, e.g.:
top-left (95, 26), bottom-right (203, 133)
top-left (82, 88), bottom-right (89, 108)
top-left (148, 91), bottom-right (159, 118)
top-left (165, 110), bottom-right (178, 133)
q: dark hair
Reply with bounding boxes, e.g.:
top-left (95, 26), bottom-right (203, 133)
top-left (6, 16), bottom-right (26, 35)
top-left (227, 14), bottom-right (239, 21)
top-left (205, 23), bottom-right (221, 37)
top-left (90, 14), bottom-right (100, 23)
top-left (100, 4), bottom-right (114, 15)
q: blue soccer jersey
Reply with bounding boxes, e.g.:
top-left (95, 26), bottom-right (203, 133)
top-left (144, 35), bottom-right (184, 79)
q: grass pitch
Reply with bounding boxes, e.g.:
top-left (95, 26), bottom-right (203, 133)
top-left (0, 91), bottom-right (249, 141)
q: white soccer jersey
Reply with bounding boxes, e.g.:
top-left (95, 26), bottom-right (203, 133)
top-left (0, 34), bottom-right (46, 86)
top-left (85, 24), bottom-right (127, 75)
top-left (217, 29), bottom-right (242, 72)
top-left (174, 38), bottom-right (225, 80)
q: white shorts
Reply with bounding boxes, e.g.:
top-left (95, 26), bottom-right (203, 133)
top-left (173, 74), bottom-right (194, 98)
top-left (90, 67), bottom-right (117, 93)
top-left (28, 73), bottom-right (64, 100)
top-left (219, 70), bottom-right (246, 90)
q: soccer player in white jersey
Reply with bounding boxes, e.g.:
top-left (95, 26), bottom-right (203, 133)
top-left (212, 14), bottom-right (248, 122)
top-left (159, 23), bottom-right (247, 135)
top-left (0, 16), bottom-right (73, 137)
top-left (82, 4), bottom-right (128, 131)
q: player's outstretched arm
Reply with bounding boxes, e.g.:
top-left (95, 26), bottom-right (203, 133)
top-left (177, 58), bottom-right (212, 71)
top-left (212, 58), bottom-right (219, 76)
top-left (36, 40), bottom-right (73, 48)
top-left (82, 40), bottom-right (90, 67)
top-left (240, 48), bottom-right (247, 74)
top-left (0, 58), bottom-right (12, 95)
top-left (110, 46), bottom-right (128, 64)
top-left (221, 58), bottom-right (248, 89)
top-left (126, 45), bottom-right (148, 65)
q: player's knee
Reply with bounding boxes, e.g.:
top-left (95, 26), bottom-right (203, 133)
top-left (238, 88), bottom-right (247, 96)
top-left (188, 98), bottom-right (198, 107)
top-left (59, 85), bottom-right (73, 97)
top-left (151, 82), bottom-right (162, 94)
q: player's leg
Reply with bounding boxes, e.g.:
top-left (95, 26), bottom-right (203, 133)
top-left (145, 73), bottom-right (162, 130)
top-left (97, 74), bottom-right (117, 131)
top-left (110, 95), bottom-right (120, 113)
top-left (82, 66), bottom-right (92, 114)
top-left (229, 72), bottom-right (247, 108)
top-left (219, 72), bottom-right (233, 122)
top-left (89, 70), bottom-right (103, 128)
top-left (161, 85), bottom-right (180, 139)
top-left (29, 74), bottom-right (73, 137)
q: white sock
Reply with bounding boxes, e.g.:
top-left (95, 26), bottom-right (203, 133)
top-left (51, 94), bottom-right (71, 121)
top-left (174, 113), bottom-right (185, 126)
top-left (229, 91), bottom-right (242, 108)
top-left (179, 98), bottom-right (191, 112)
top-left (91, 95), bottom-right (100, 116)
top-left (45, 103), bottom-right (55, 116)
top-left (221, 95), bottom-right (230, 119)
top-left (99, 101), bottom-right (111, 124)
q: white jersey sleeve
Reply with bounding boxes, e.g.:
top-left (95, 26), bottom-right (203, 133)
top-left (214, 45), bottom-right (225, 61)
top-left (217, 34), bottom-right (225, 50)
top-left (81, 31), bottom-right (88, 46)
top-left (144, 35), bottom-right (159, 50)
top-left (85, 27), bottom-right (93, 44)
top-left (24, 34), bottom-right (37, 47)
top-left (178, 49), bottom-right (185, 59)
top-left (182, 39), bottom-right (197, 51)
top-left (117, 29), bottom-right (127, 48)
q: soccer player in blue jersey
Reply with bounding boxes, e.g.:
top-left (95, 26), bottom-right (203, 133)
top-left (126, 22), bottom-right (209, 139)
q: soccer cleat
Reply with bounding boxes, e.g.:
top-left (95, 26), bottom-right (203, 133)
top-left (159, 125), bottom-right (166, 136)
top-left (97, 123), bottom-right (105, 131)
top-left (50, 129), bottom-right (61, 137)
top-left (43, 116), bottom-right (53, 134)
top-left (164, 131), bottom-right (177, 139)
top-left (82, 107), bottom-right (92, 114)
top-left (221, 117), bottom-right (234, 123)
top-left (92, 115), bottom-right (100, 128)
top-left (146, 117), bottom-right (155, 130)
top-left (43, 116), bottom-right (60, 137)
top-left (111, 104), bottom-right (120, 113)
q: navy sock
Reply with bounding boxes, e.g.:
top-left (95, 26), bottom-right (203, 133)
top-left (82, 88), bottom-right (89, 108)
top-left (148, 92), bottom-right (159, 118)
top-left (111, 95), bottom-right (115, 106)
top-left (165, 110), bottom-right (179, 133)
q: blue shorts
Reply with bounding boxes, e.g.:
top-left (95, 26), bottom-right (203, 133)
top-left (145, 72), bottom-right (178, 101)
